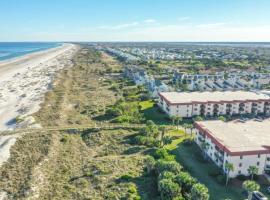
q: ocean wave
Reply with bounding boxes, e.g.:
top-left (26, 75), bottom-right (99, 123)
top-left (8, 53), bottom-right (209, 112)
top-left (0, 52), bottom-right (11, 57)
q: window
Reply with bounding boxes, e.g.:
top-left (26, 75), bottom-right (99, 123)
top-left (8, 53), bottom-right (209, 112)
top-left (239, 163), bottom-right (242, 167)
top-left (257, 162), bottom-right (260, 166)
top-left (240, 155), bottom-right (243, 159)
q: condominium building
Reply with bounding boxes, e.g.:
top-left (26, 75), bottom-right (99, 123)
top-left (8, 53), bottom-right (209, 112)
top-left (158, 91), bottom-right (270, 118)
top-left (194, 120), bottom-right (270, 177)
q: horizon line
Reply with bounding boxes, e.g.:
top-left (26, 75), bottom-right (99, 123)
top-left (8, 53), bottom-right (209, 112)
top-left (1, 41), bottom-right (270, 43)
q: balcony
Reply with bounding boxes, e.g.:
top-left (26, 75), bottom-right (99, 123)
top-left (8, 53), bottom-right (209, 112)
top-left (198, 137), bottom-right (205, 142)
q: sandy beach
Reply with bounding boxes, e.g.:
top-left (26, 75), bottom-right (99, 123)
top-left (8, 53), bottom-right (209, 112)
top-left (0, 43), bottom-right (79, 131)
top-left (0, 43), bottom-right (79, 171)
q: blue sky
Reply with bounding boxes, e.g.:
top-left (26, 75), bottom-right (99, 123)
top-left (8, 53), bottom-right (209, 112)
top-left (1, 0), bottom-right (270, 41)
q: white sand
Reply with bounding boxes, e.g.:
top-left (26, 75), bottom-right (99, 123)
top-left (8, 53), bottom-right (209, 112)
top-left (0, 43), bottom-right (79, 131)
top-left (0, 43), bottom-right (79, 169)
top-left (0, 135), bottom-right (17, 165)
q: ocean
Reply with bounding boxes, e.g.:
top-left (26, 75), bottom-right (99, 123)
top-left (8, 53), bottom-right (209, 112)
top-left (0, 42), bottom-right (61, 61)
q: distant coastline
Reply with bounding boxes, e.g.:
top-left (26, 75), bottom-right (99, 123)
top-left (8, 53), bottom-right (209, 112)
top-left (0, 42), bottom-right (62, 61)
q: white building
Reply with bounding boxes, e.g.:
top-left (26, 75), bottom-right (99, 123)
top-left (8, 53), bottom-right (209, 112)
top-left (194, 119), bottom-right (270, 177)
top-left (158, 91), bottom-right (270, 118)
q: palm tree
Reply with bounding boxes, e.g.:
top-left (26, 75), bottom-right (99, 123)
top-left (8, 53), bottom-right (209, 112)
top-left (182, 123), bottom-right (190, 137)
top-left (248, 166), bottom-right (259, 180)
top-left (188, 124), bottom-right (194, 137)
top-left (242, 180), bottom-right (260, 200)
top-left (159, 125), bottom-right (167, 147)
top-left (162, 136), bottom-right (173, 147)
top-left (170, 115), bottom-right (177, 126)
top-left (225, 163), bottom-right (234, 186)
top-left (175, 116), bottom-right (182, 129)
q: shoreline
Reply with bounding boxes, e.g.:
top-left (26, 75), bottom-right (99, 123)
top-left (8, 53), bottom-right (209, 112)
top-left (0, 43), bottom-right (66, 76)
top-left (0, 42), bottom-right (79, 169)
top-left (0, 43), bottom-right (61, 64)
top-left (0, 43), bottom-right (80, 131)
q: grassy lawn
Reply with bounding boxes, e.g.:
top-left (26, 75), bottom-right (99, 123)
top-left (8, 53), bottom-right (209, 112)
top-left (139, 100), bottom-right (171, 125)
top-left (164, 129), bottom-right (186, 151)
top-left (172, 143), bottom-right (244, 200)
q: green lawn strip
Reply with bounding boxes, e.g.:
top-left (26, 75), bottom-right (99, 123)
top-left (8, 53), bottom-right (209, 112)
top-left (164, 129), bottom-right (186, 151)
top-left (139, 100), bottom-right (171, 125)
top-left (172, 144), bottom-right (243, 200)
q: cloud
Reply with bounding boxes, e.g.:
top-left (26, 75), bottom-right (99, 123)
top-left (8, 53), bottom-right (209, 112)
top-left (196, 22), bottom-right (226, 28)
top-left (143, 19), bottom-right (156, 24)
top-left (97, 22), bottom-right (140, 30)
top-left (178, 17), bottom-right (190, 21)
top-left (105, 24), bottom-right (270, 42)
top-left (11, 22), bottom-right (270, 42)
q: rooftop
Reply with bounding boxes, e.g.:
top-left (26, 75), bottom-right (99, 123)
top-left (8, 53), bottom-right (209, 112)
top-left (159, 91), bottom-right (270, 104)
top-left (196, 119), bottom-right (270, 154)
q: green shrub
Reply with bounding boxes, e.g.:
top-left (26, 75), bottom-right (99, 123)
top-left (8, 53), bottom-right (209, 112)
top-left (158, 171), bottom-right (176, 181)
top-left (155, 160), bottom-right (182, 175)
top-left (153, 148), bottom-right (175, 161)
top-left (191, 183), bottom-right (209, 200)
top-left (158, 178), bottom-right (181, 200)
top-left (15, 116), bottom-right (24, 123)
top-left (175, 172), bottom-right (197, 193)
top-left (128, 184), bottom-right (137, 194)
top-left (120, 174), bottom-right (133, 181)
top-left (144, 156), bottom-right (156, 174)
top-left (134, 135), bottom-right (159, 147)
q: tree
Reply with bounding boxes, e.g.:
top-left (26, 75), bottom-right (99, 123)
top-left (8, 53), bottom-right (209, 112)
top-left (158, 171), bottom-right (175, 181)
top-left (159, 125), bottom-right (167, 147)
top-left (175, 116), bottom-right (182, 129)
top-left (158, 178), bottom-right (181, 200)
top-left (142, 120), bottom-right (159, 138)
top-left (190, 183), bottom-right (209, 200)
top-left (175, 172), bottom-right (197, 193)
top-left (188, 124), bottom-right (194, 136)
top-left (248, 166), bottom-right (259, 180)
top-left (242, 180), bottom-right (260, 200)
top-left (170, 115), bottom-right (177, 126)
top-left (224, 163), bottom-right (234, 186)
top-left (162, 136), bottom-right (173, 147)
top-left (182, 123), bottom-right (189, 136)
top-left (144, 156), bottom-right (156, 174)
top-left (155, 160), bottom-right (182, 175)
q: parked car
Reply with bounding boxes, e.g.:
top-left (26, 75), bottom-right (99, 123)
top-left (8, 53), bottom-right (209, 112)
top-left (251, 191), bottom-right (268, 200)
